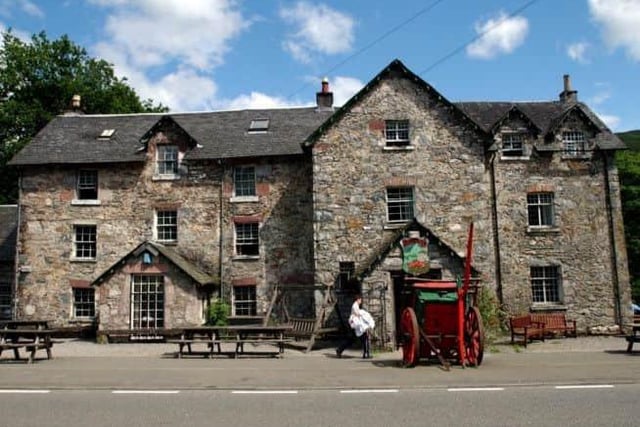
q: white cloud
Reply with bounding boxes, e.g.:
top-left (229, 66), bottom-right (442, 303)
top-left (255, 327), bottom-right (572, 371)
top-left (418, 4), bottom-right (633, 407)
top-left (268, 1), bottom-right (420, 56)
top-left (567, 42), bottom-right (590, 63)
top-left (224, 92), bottom-right (302, 110)
top-left (589, 0), bottom-right (640, 61)
top-left (466, 12), bottom-right (529, 59)
top-left (0, 0), bottom-right (43, 18)
top-left (20, 0), bottom-right (43, 17)
top-left (596, 112), bottom-right (621, 130)
top-left (330, 76), bottom-right (363, 106)
top-left (280, 2), bottom-right (354, 63)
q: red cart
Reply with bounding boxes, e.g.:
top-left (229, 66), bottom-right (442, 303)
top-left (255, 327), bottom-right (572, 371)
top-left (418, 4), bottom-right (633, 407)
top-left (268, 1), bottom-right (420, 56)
top-left (399, 223), bottom-right (484, 369)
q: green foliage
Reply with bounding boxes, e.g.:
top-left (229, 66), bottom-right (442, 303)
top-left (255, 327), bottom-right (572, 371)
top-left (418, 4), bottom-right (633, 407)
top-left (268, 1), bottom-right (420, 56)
top-left (476, 287), bottom-right (507, 343)
top-left (206, 299), bottom-right (230, 326)
top-left (0, 30), bottom-right (168, 204)
top-left (617, 131), bottom-right (640, 302)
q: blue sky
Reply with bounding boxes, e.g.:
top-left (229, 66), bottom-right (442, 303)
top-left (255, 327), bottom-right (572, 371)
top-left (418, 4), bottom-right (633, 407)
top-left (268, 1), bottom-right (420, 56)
top-left (1, 0), bottom-right (639, 131)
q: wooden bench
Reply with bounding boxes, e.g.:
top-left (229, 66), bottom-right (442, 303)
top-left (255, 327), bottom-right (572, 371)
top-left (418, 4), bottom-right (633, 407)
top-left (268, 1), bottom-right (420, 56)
top-left (530, 313), bottom-right (577, 338)
top-left (286, 317), bottom-right (340, 339)
top-left (509, 315), bottom-right (545, 347)
top-left (0, 343), bottom-right (28, 361)
top-left (624, 314), bottom-right (640, 353)
top-left (97, 328), bottom-right (181, 343)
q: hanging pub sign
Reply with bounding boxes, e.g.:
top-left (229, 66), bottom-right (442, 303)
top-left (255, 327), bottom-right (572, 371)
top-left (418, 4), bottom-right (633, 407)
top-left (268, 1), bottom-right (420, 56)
top-left (401, 232), bottom-right (430, 276)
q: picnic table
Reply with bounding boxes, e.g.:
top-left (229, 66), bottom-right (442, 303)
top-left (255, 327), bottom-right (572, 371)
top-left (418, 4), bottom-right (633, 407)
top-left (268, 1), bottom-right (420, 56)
top-left (0, 320), bottom-right (57, 363)
top-left (624, 315), bottom-right (640, 353)
top-left (168, 325), bottom-right (293, 358)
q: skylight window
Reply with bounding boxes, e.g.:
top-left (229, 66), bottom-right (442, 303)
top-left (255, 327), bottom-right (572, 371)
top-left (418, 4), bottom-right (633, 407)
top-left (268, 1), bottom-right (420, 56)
top-left (98, 129), bottom-right (115, 139)
top-left (248, 118), bottom-right (269, 133)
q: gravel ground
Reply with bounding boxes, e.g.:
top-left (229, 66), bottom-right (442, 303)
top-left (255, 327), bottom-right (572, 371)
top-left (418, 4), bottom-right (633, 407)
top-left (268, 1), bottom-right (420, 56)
top-left (47, 335), bottom-right (629, 358)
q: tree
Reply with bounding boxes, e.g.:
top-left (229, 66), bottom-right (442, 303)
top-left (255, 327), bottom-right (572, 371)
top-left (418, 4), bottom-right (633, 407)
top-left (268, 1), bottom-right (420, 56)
top-left (0, 30), bottom-right (168, 204)
top-left (617, 130), bottom-right (640, 302)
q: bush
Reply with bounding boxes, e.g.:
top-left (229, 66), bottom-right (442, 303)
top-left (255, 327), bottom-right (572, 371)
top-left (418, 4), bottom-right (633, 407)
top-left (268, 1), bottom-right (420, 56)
top-left (477, 287), bottom-right (507, 343)
top-left (207, 299), bottom-right (230, 326)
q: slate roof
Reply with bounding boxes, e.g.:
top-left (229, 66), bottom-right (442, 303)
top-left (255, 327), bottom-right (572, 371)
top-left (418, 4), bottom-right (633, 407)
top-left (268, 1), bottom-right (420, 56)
top-left (9, 107), bottom-right (334, 166)
top-left (92, 241), bottom-right (217, 287)
top-left (0, 205), bottom-right (18, 262)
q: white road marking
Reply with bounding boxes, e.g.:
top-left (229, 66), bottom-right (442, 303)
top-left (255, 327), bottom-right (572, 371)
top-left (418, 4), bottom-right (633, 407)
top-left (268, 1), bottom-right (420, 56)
top-left (340, 389), bottom-right (399, 394)
top-left (112, 390), bottom-right (180, 394)
top-left (554, 385), bottom-right (614, 389)
top-left (447, 387), bottom-right (504, 392)
top-left (231, 390), bottom-right (298, 394)
top-left (0, 389), bottom-right (50, 394)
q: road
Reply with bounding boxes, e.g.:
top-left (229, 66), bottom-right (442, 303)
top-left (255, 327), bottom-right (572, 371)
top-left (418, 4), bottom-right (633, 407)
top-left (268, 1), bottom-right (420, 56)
top-left (0, 385), bottom-right (638, 427)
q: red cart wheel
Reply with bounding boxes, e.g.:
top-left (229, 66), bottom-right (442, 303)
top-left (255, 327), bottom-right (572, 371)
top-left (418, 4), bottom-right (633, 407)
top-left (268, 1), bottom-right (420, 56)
top-left (464, 306), bottom-right (484, 367)
top-left (400, 307), bottom-right (420, 367)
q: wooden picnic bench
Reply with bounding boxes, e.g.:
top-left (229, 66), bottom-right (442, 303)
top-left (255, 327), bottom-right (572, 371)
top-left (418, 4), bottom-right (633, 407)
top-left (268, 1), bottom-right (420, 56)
top-left (509, 314), bottom-right (545, 347)
top-left (0, 324), bottom-right (57, 363)
top-left (624, 314), bottom-right (640, 353)
top-left (530, 312), bottom-right (577, 338)
top-left (96, 328), bottom-right (182, 343)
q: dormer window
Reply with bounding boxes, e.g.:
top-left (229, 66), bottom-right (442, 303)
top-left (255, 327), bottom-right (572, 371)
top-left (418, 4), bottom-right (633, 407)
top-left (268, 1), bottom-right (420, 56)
top-left (385, 120), bottom-right (410, 146)
top-left (502, 133), bottom-right (524, 157)
top-left (98, 129), bottom-right (115, 139)
top-left (248, 118), bottom-right (269, 133)
top-left (156, 145), bottom-right (179, 176)
top-left (562, 131), bottom-right (585, 157)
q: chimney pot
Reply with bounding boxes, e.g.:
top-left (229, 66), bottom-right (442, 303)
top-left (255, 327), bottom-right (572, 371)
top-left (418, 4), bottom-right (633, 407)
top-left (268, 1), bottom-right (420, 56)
top-left (316, 78), bottom-right (333, 111)
top-left (559, 74), bottom-right (577, 104)
top-left (71, 94), bottom-right (81, 109)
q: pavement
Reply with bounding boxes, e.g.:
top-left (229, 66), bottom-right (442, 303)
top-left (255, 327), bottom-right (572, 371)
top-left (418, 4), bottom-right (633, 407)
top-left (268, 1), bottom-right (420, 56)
top-left (0, 335), bottom-right (638, 390)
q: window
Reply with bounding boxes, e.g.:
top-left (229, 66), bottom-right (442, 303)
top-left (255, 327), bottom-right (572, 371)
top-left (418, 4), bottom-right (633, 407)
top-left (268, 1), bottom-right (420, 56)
top-left (76, 170), bottom-right (98, 200)
top-left (156, 211), bottom-right (177, 242)
top-left (386, 187), bottom-right (414, 223)
top-left (527, 193), bottom-right (554, 227)
top-left (233, 285), bottom-right (257, 316)
top-left (562, 131), bottom-right (586, 156)
top-left (502, 133), bottom-right (524, 157)
top-left (0, 280), bottom-right (11, 319)
top-left (530, 266), bottom-right (561, 303)
top-left (73, 288), bottom-right (95, 318)
top-left (131, 275), bottom-right (164, 328)
top-left (248, 118), bottom-right (269, 133)
top-left (234, 166), bottom-right (256, 197)
top-left (74, 225), bottom-right (96, 259)
top-left (385, 120), bottom-right (410, 146)
top-left (156, 145), bottom-right (178, 175)
top-left (235, 223), bottom-right (259, 256)
top-left (337, 262), bottom-right (358, 292)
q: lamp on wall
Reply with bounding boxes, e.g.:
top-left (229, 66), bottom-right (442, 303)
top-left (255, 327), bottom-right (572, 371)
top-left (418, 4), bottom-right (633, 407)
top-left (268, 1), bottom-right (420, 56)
top-left (142, 251), bottom-right (153, 265)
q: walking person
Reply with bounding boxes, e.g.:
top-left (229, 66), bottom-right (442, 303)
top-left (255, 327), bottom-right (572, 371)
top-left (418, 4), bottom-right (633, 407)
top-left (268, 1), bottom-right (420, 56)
top-left (336, 294), bottom-right (375, 358)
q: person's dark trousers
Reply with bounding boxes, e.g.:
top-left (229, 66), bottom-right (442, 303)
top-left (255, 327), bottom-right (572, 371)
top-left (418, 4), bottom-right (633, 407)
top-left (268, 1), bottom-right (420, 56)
top-left (336, 332), bottom-right (354, 357)
top-left (360, 332), bottom-right (371, 358)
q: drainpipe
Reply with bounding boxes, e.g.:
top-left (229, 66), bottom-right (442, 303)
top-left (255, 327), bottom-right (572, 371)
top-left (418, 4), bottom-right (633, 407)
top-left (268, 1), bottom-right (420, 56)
top-left (218, 159), bottom-right (225, 304)
top-left (12, 174), bottom-right (22, 320)
top-left (602, 152), bottom-right (622, 326)
top-left (489, 151), bottom-right (504, 304)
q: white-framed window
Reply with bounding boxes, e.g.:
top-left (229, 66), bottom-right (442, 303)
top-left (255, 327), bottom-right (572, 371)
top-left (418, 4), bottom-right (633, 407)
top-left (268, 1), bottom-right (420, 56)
top-left (156, 145), bottom-right (179, 176)
top-left (235, 223), bottom-right (259, 256)
top-left (527, 193), bottom-right (554, 227)
top-left (233, 285), bottom-right (257, 316)
top-left (73, 288), bottom-right (95, 318)
top-left (234, 166), bottom-right (256, 197)
top-left (502, 133), bottom-right (524, 157)
top-left (131, 275), bottom-right (164, 328)
top-left (385, 120), bottom-right (410, 146)
top-left (562, 131), bottom-right (586, 156)
top-left (386, 187), bottom-right (414, 223)
top-left (74, 225), bottom-right (96, 260)
top-left (76, 170), bottom-right (98, 200)
top-left (530, 266), bottom-right (561, 303)
top-left (156, 210), bottom-right (177, 242)
top-left (0, 280), bottom-right (11, 319)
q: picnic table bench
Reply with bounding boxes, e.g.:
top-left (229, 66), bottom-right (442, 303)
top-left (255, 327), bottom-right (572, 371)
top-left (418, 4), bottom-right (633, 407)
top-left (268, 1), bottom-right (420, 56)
top-left (624, 314), bottom-right (640, 353)
top-left (169, 325), bottom-right (293, 358)
top-left (0, 320), bottom-right (58, 363)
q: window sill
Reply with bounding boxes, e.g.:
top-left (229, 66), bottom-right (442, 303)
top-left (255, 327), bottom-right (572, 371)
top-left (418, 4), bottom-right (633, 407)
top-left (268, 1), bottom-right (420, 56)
top-left (500, 155), bottom-right (529, 161)
top-left (155, 240), bottom-right (177, 246)
top-left (530, 304), bottom-right (566, 312)
top-left (230, 196), bottom-right (259, 203)
top-left (70, 258), bottom-right (97, 263)
top-left (384, 222), bottom-right (411, 230)
top-left (71, 199), bottom-right (101, 206)
top-left (152, 174), bottom-right (180, 181)
top-left (69, 318), bottom-right (95, 323)
top-left (383, 145), bottom-right (414, 151)
top-left (561, 154), bottom-right (591, 160)
top-left (233, 255), bottom-right (260, 261)
top-left (526, 226), bottom-right (560, 235)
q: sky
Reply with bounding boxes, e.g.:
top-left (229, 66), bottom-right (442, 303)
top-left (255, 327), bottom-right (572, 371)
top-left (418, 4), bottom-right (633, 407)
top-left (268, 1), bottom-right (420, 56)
top-left (1, 0), bottom-right (639, 131)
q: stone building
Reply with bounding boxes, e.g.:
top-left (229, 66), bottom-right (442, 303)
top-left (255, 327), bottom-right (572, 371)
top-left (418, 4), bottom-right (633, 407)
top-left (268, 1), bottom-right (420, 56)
top-left (0, 205), bottom-right (17, 319)
top-left (8, 59), bottom-right (631, 341)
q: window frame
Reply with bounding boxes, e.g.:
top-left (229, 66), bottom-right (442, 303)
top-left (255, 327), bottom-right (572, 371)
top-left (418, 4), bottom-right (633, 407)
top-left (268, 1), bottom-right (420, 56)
top-left (76, 170), bottom-right (99, 201)
top-left (156, 210), bottom-right (178, 243)
top-left (73, 225), bottom-right (97, 260)
top-left (562, 131), bottom-right (586, 157)
top-left (530, 265), bottom-right (562, 304)
top-left (386, 187), bottom-right (415, 223)
top-left (233, 166), bottom-right (257, 198)
top-left (234, 222), bottom-right (260, 257)
top-left (130, 275), bottom-right (165, 329)
top-left (501, 132), bottom-right (525, 157)
top-left (155, 145), bottom-right (179, 177)
top-left (233, 285), bottom-right (257, 316)
top-left (0, 280), bottom-right (11, 320)
top-left (384, 120), bottom-right (410, 147)
top-left (73, 288), bottom-right (95, 319)
top-left (527, 192), bottom-right (554, 228)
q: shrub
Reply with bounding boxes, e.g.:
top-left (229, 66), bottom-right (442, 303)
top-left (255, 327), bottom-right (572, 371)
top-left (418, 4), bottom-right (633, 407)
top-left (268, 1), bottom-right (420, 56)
top-left (477, 287), bottom-right (507, 343)
top-left (207, 299), bottom-right (230, 326)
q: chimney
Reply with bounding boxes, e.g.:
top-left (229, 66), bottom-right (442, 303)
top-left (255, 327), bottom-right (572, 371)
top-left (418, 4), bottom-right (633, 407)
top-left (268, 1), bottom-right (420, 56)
top-left (64, 94), bottom-right (84, 115)
top-left (559, 74), bottom-right (578, 104)
top-left (316, 77), bottom-right (333, 111)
